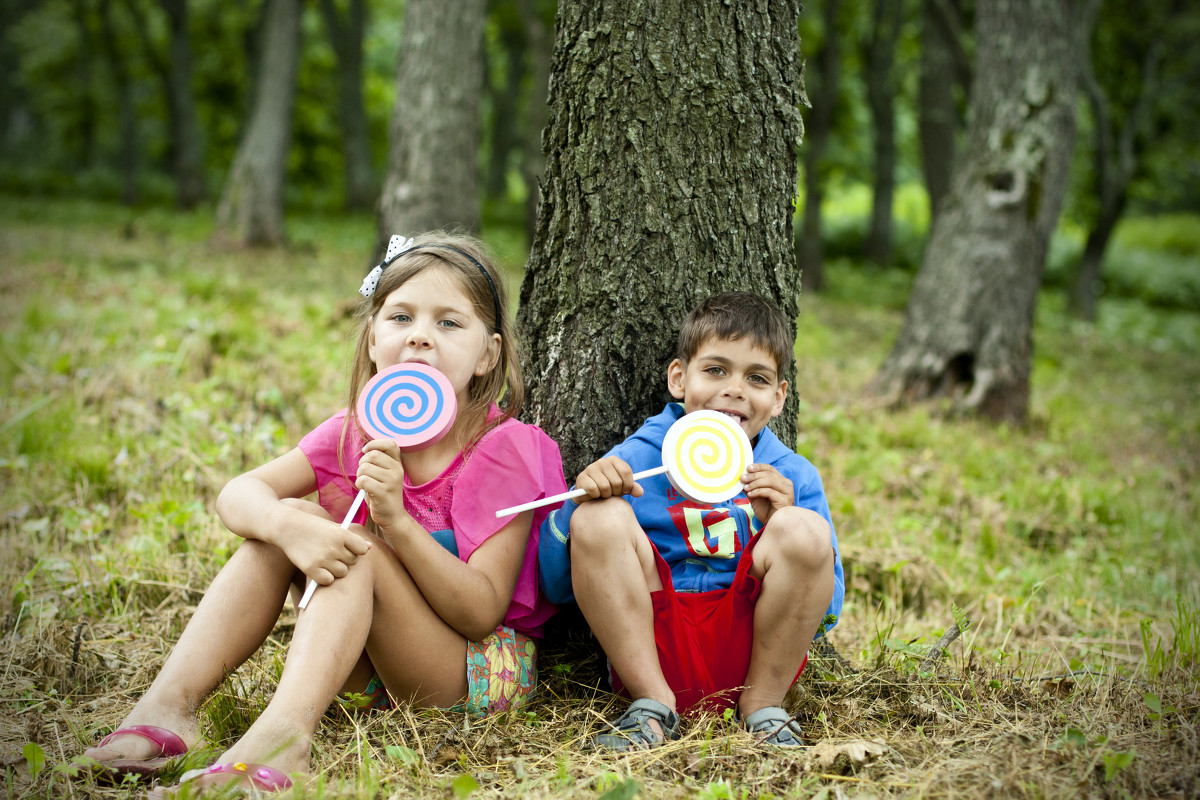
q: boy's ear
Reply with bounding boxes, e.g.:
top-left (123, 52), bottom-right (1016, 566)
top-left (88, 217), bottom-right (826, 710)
top-left (666, 358), bottom-right (687, 400)
top-left (770, 379), bottom-right (788, 418)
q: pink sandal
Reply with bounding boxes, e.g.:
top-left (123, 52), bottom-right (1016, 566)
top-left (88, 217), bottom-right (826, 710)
top-left (178, 762), bottom-right (293, 792)
top-left (92, 725), bottom-right (188, 775)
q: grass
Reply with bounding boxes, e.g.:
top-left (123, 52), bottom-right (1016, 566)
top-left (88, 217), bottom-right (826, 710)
top-left (1, 195), bottom-right (1198, 798)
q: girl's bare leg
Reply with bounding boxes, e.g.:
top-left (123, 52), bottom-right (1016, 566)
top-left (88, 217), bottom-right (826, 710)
top-left (85, 539), bottom-right (297, 764)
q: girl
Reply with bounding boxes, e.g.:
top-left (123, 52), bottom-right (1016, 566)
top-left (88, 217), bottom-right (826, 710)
top-left (83, 232), bottom-right (566, 794)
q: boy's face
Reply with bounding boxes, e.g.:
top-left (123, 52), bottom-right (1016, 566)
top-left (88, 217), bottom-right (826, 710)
top-left (667, 336), bottom-right (787, 439)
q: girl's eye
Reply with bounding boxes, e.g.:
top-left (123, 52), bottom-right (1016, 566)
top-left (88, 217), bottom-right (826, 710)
top-left (438, 319), bottom-right (461, 329)
top-left (391, 313), bottom-right (411, 323)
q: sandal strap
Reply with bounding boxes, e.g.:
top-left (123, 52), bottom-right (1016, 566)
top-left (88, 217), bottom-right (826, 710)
top-left (180, 762), bottom-right (293, 792)
top-left (593, 698), bottom-right (681, 751)
top-left (96, 725), bottom-right (188, 758)
top-left (744, 706), bottom-right (805, 747)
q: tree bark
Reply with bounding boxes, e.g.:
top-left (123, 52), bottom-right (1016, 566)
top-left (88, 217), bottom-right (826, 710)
top-left (520, 0), bottom-right (806, 477)
top-left (317, 0), bottom-right (375, 211)
top-left (379, 0), bottom-right (486, 239)
top-left (798, 0), bottom-right (841, 293)
top-left (868, 0), bottom-right (1078, 424)
top-left (862, 0), bottom-right (903, 267)
top-left (213, 0), bottom-right (302, 248)
top-left (916, 0), bottom-right (964, 221)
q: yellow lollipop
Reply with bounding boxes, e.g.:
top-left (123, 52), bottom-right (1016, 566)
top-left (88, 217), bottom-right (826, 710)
top-left (494, 410), bottom-right (753, 517)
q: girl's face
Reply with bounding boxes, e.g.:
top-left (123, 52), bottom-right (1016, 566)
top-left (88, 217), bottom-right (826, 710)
top-left (368, 267), bottom-right (500, 401)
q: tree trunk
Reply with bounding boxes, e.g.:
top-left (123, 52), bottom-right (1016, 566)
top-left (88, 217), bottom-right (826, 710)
top-left (862, 0), bottom-right (903, 267)
top-left (160, 0), bottom-right (206, 208)
top-left (515, 0), bottom-right (552, 245)
top-left (98, 0), bottom-right (139, 206)
top-left (520, 0), bottom-right (806, 477)
top-left (798, 0), bottom-right (842, 293)
top-left (318, 0), bottom-right (375, 211)
top-left (71, 0), bottom-right (98, 169)
top-left (379, 0), bottom-right (486, 239)
top-left (485, 3), bottom-right (526, 201)
top-left (917, 0), bottom-right (968, 222)
top-left (1066, 0), bottom-right (1172, 321)
top-left (868, 0), bottom-right (1077, 424)
top-left (213, 0), bottom-right (302, 247)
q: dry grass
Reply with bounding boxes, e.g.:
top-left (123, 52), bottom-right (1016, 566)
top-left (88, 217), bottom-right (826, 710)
top-left (2, 199), bottom-right (1198, 798)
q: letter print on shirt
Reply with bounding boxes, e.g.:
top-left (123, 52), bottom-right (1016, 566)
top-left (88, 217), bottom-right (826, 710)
top-left (666, 486), bottom-right (759, 559)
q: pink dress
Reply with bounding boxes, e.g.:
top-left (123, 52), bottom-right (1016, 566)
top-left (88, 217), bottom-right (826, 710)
top-left (298, 405), bottom-right (565, 638)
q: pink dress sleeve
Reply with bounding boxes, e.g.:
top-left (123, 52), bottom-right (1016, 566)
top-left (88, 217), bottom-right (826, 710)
top-left (297, 409), bottom-right (367, 525)
top-left (451, 419), bottom-right (567, 638)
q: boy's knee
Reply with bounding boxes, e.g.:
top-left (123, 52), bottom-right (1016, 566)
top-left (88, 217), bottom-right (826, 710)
top-left (762, 507), bottom-right (833, 570)
top-left (569, 498), bottom-right (637, 552)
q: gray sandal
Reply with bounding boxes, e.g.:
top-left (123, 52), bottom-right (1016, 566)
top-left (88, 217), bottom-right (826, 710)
top-left (744, 706), bottom-right (805, 747)
top-left (592, 698), bottom-right (682, 751)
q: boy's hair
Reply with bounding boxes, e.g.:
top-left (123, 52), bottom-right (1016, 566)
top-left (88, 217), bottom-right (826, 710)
top-left (676, 292), bottom-right (794, 376)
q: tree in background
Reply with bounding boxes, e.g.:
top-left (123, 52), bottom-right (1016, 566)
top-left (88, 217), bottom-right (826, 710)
top-left (379, 0), bottom-right (486, 240)
top-left (1067, 0), bottom-right (1193, 321)
top-left (917, 0), bottom-right (969, 223)
top-left (520, 0), bottom-right (806, 476)
top-left (861, 0), bottom-right (904, 267)
top-left (798, 0), bottom-right (843, 293)
top-left (317, 0), bottom-right (375, 211)
top-left (514, 0), bottom-right (553, 245)
top-left (214, 0), bottom-right (302, 247)
top-left (869, 0), bottom-right (1078, 423)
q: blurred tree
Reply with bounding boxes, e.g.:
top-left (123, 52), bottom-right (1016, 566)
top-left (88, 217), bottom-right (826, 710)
top-left (515, 0), bottom-right (552, 244)
top-left (379, 0), bottom-right (486, 240)
top-left (917, 0), bottom-right (969, 222)
top-left (214, 0), bottom-right (302, 246)
top-left (123, 0), bottom-right (207, 208)
top-left (869, 0), bottom-right (1077, 423)
top-left (861, 0), bottom-right (904, 267)
top-left (1066, 0), bottom-right (1189, 320)
top-left (519, 0), bottom-right (806, 475)
top-left (98, 0), bottom-right (139, 205)
top-left (484, 0), bottom-right (525, 203)
top-left (317, 0), bottom-right (375, 211)
top-left (798, 0), bottom-right (843, 292)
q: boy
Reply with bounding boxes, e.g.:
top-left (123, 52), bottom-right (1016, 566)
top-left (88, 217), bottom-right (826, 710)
top-left (538, 292), bottom-right (844, 750)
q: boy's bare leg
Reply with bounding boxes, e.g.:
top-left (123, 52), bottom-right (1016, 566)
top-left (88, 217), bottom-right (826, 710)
top-left (569, 498), bottom-right (675, 718)
top-left (739, 506), bottom-right (835, 718)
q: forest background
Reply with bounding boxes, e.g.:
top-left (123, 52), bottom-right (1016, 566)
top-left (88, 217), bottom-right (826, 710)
top-left (1, 0), bottom-right (1198, 798)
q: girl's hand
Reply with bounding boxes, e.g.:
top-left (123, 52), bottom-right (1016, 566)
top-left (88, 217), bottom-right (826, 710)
top-left (573, 456), bottom-right (644, 502)
top-left (283, 512), bottom-right (372, 586)
top-left (356, 439), bottom-right (410, 529)
top-left (743, 463), bottom-right (794, 526)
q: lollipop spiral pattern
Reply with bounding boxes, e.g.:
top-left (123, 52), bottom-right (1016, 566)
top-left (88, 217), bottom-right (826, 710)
top-left (357, 363), bottom-right (456, 448)
top-left (662, 410), bottom-right (753, 503)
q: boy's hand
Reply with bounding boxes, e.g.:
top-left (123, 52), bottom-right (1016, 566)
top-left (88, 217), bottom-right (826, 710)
top-left (356, 439), bottom-right (410, 529)
top-left (572, 456), bottom-right (645, 503)
top-left (743, 463), bottom-right (793, 525)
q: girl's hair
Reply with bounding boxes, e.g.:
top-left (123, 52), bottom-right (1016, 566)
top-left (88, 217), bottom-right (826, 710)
top-left (341, 231), bottom-right (524, 456)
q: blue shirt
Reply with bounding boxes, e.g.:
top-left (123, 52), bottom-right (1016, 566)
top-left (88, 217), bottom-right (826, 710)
top-left (538, 403), bottom-right (845, 632)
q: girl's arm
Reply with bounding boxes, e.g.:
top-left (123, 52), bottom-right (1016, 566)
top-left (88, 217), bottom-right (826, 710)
top-left (377, 511), bottom-right (531, 641)
top-left (216, 448), bottom-right (372, 586)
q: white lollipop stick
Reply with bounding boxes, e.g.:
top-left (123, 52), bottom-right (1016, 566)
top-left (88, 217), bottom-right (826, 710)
top-left (297, 490), bottom-right (366, 609)
top-left (494, 410), bottom-right (754, 518)
top-left (495, 466), bottom-right (668, 518)
top-left (297, 362), bottom-right (456, 610)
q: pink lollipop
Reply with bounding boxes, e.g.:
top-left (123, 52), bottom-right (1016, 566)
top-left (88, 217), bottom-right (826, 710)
top-left (298, 363), bottom-right (457, 609)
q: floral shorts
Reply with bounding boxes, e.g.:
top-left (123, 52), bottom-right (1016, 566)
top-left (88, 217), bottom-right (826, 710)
top-left (360, 625), bottom-right (537, 716)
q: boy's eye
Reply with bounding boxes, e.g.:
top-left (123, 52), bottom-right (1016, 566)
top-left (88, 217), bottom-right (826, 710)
top-left (704, 366), bottom-right (725, 376)
top-left (748, 374), bottom-right (769, 385)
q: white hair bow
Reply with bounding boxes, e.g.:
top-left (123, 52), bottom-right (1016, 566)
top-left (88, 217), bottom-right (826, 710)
top-left (359, 235), bottom-right (415, 297)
